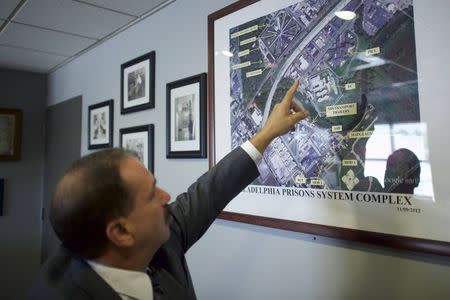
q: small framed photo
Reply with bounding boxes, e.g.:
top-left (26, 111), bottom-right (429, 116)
top-left (0, 108), bottom-right (22, 161)
top-left (121, 51), bottom-right (155, 114)
top-left (166, 73), bottom-right (207, 158)
top-left (88, 99), bottom-right (113, 150)
top-left (120, 124), bottom-right (155, 173)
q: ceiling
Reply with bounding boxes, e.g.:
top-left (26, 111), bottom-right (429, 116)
top-left (0, 0), bottom-right (175, 74)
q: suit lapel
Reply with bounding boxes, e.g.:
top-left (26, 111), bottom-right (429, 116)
top-left (69, 257), bottom-right (122, 300)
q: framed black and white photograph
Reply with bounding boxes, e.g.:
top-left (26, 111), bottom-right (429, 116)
top-left (0, 108), bottom-right (22, 161)
top-left (166, 73), bottom-right (207, 158)
top-left (121, 51), bottom-right (155, 114)
top-left (120, 124), bottom-right (154, 173)
top-left (88, 99), bottom-right (113, 149)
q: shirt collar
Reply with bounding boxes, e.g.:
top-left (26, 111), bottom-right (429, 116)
top-left (87, 260), bottom-right (153, 300)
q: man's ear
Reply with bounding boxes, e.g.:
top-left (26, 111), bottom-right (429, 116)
top-left (105, 218), bottom-right (135, 248)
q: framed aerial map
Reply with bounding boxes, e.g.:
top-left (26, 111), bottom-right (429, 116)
top-left (208, 0), bottom-right (450, 255)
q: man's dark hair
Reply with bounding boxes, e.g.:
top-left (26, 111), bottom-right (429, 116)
top-left (50, 148), bottom-right (138, 259)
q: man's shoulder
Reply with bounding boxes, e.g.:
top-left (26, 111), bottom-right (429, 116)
top-left (27, 248), bottom-right (93, 300)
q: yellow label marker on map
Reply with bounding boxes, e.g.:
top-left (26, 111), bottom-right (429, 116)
top-left (238, 49), bottom-right (250, 57)
top-left (240, 37), bottom-right (257, 46)
top-left (326, 103), bottom-right (357, 117)
top-left (345, 83), bottom-right (356, 90)
top-left (246, 69), bottom-right (263, 78)
top-left (295, 175), bottom-right (307, 184)
top-left (232, 61), bottom-right (251, 70)
top-left (365, 47), bottom-right (380, 56)
top-left (348, 131), bottom-right (373, 138)
top-left (311, 179), bottom-right (324, 186)
top-left (332, 125), bottom-right (343, 132)
top-left (231, 25), bottom-right (259, 39)
top-left (342, 160), bottom-right (358, 166)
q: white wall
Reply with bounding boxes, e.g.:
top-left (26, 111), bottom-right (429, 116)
top-left (48, 0), bottom-right (450, 299)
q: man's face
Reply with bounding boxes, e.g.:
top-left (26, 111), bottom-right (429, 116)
top-left (120, 157), bottom-right (171, 252)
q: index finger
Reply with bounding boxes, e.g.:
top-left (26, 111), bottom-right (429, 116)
top-left (281, 80), bottom-right (299, 106)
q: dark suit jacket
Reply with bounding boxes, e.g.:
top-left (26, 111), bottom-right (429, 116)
top-left (28, 147), bottom-right (259, 300)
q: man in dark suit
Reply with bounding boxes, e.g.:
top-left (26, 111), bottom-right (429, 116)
top-left (28, 80), bottom-right (308, 300)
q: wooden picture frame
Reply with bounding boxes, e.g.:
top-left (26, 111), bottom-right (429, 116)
top-left (208, 0), bottom-right (450, 256)
top-left (0, 108), bottom-right (22, 161)
top-left (120, 124), bottom-right (155, 173)
top-left (88, 99), bottom-right (114, 150)
top-left (121, 51), bottom-right (155, 114)
top-left (166, 73), bottom-right (207, 158)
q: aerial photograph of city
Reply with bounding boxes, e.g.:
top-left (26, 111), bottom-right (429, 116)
top-left (228, 0), bottom-right (426, 195)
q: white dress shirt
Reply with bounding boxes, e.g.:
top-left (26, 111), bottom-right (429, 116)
top-left (86, 141), bottom-right (262, 300)
top-left (87, 260), bottom-right (153, 300)
top-left (241, 140), bottom-right (263, 164)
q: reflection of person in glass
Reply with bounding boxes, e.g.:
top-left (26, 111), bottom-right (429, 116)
top-left (353, 176), bottom-right (383, 192)
top-left (384, 148), bottom-right (420, 194)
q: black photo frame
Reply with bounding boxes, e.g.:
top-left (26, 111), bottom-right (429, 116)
top-left (121, 51), bottom-right (155, 114)
top-left (88, 99), bottom-right (114, 150)
top-left (120, 124), bottom-right (155, 174)
top-left (166, 73), bottom-right (207, 158)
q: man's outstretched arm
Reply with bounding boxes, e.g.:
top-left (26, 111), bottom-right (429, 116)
top-left (169, 80), bottom-right (309, 252)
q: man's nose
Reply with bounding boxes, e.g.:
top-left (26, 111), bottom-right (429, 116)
top-left (157, 187), bottom-right (171, 204)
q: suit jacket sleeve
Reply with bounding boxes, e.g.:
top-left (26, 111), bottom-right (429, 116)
top-left (168, 146), bottom-right (259, 253)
